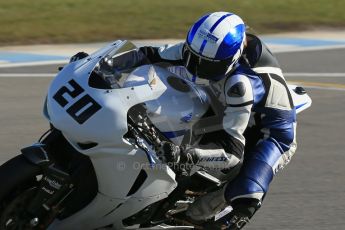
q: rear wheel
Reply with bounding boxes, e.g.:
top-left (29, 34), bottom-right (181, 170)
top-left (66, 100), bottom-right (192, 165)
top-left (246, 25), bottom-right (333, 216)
top-left (0, 155), bottom-right (52, 229)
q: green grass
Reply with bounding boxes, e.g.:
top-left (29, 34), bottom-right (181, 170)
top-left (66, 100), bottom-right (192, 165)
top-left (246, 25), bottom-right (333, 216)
top-left (1, 0), bottom-right (345, 45)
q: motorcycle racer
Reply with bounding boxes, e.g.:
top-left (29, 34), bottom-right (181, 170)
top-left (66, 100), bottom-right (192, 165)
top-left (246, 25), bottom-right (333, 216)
top-left (137, 12), bottom-right (297, 229)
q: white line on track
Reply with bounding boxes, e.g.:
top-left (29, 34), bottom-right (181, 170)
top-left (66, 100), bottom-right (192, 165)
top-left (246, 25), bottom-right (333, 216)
top-left (288, 80), bottom-right (345, 91)
top-left (285, 73), bottom-right (345, 77)
top-left (274, 44), bottom-right (345, 53)
top-left (0, 73), bottom-right (56, 77)
top-left (0, 60), bottom-right (67, 68)
top-left (291, 85), bottom-right (345, 91)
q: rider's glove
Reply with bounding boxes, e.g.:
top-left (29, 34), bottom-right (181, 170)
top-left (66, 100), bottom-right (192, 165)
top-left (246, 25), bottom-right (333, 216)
top-left (179, 145), bottom-right (199, 164)
top-left (157, 142), bottom-right (198, 164)
top-left (69, 52), bottom-right (89, 63)
top-left (157, 141), bottom-right (181, 163)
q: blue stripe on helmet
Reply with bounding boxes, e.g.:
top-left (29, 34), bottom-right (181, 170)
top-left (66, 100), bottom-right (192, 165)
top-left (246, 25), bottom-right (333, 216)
top-left (199, 13), bottom-right (232, 55)
top-left (199, 40), bottom-right (208, 54)
top-left (187, 14), bottom-right (210, 45)
top-left (215, 23), bottom-right (245, 59)
top-left (209, 13), bottom-right (233, 32)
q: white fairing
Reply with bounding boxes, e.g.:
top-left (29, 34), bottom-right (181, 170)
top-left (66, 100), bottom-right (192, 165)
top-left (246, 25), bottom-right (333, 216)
top-left (288, 84), bottom-right (312, 114)
top-left (45, 41), bottom-right (209, 229)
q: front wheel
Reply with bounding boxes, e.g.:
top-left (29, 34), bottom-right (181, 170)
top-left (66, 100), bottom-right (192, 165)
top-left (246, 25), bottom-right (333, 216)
top-left (0, 155), bottom-right (52, 229)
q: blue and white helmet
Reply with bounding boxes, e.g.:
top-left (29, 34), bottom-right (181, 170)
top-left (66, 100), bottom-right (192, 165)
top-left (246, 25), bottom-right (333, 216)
top-left (182, 12), bottom-right (246, 80)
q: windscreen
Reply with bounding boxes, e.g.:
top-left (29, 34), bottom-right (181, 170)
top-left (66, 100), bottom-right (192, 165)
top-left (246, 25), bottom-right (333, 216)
top-left (88, 41), bottom-right (150, 89)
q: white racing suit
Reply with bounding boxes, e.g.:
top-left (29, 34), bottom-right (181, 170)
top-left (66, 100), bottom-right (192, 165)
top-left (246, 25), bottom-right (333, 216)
top-left (139, 34), bottom-right (297, 224)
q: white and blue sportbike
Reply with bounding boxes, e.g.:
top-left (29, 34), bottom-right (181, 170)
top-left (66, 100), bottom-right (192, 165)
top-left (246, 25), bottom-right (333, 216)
top-left (0, 40), bottom-right (311, 229)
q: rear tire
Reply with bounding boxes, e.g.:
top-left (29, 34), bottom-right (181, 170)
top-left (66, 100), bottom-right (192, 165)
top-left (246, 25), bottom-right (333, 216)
top-left (0, 155), bottom-right (44, 229)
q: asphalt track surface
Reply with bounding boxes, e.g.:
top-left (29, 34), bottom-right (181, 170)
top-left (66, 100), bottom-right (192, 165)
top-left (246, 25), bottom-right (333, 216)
top-left (0, 48), bottom-right (345, 230)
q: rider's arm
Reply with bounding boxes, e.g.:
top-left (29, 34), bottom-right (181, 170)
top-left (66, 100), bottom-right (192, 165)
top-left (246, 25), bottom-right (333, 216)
top-left (179, 75), bottom-right (253, 170)
top-left (222, 74), bottom-right (253, 149)
top-left (184, 130), bottom-right (243, 170)
top-left (139, 42), bottom-right (184, 65)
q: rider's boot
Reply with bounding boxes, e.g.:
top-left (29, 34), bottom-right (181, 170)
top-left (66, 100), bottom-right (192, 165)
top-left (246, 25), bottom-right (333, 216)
top-left (202, 198), bottom-right (261, 230)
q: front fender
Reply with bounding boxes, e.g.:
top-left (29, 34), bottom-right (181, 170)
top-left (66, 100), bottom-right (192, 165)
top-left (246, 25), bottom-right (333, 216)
top-left (21, 143), bottom-right (51, 167)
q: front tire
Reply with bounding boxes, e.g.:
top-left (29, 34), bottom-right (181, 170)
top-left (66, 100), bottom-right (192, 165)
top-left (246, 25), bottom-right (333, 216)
top-left (0, 155), bottom-right (45, 229)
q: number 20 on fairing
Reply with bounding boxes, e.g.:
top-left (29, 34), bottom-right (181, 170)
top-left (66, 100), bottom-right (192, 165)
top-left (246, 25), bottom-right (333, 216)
top-left (53, 79), bottom-right (102, 124)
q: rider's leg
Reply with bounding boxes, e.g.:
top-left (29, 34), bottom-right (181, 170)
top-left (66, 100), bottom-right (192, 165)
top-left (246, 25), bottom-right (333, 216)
top-left (212, 137), bottom-right (294, 229)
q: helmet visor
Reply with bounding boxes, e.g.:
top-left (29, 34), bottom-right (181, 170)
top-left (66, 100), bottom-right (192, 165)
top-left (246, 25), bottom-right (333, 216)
top-left (182, 44), bottom-right (234, 80)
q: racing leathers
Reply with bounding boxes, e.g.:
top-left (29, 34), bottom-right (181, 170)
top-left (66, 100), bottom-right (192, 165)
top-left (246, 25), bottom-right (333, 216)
top-left (139, 34), bottom-right (297, 229)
